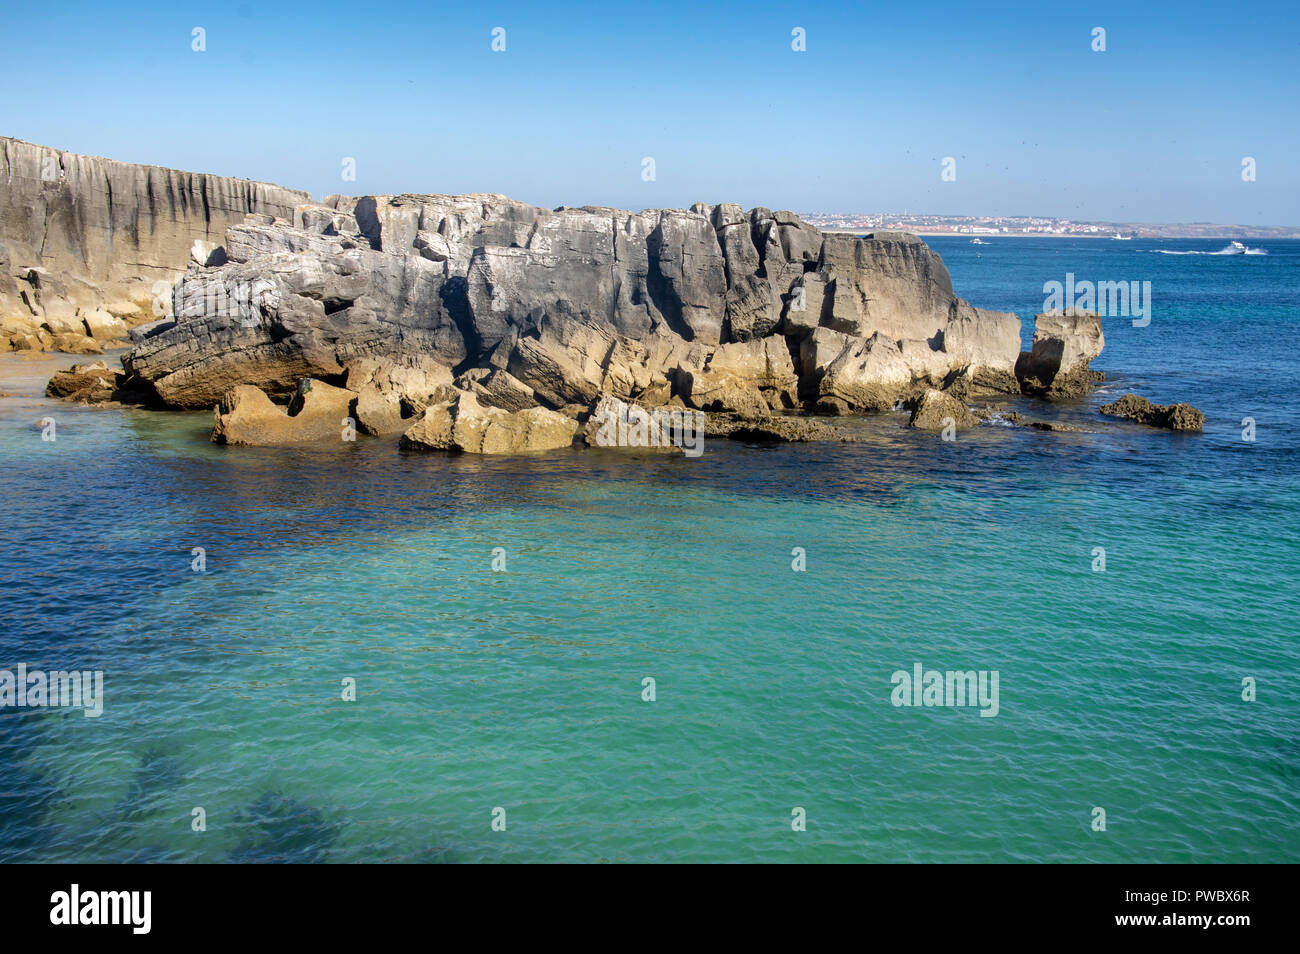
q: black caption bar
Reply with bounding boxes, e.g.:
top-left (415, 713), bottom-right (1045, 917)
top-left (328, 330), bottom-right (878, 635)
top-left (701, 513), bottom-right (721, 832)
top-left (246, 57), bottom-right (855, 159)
top-left (0, 863), bottom-right (1273, 941)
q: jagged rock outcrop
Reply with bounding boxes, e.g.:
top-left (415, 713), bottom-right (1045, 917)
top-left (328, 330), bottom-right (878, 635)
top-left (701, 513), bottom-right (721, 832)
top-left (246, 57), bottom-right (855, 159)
top-left (1, 136), bottom-right (309, 352)
top-left (125, 232), bottom-right (468, 408)
top-left (1016, 310), bottom-right (1105, 397)
top-left (212, 378), bottom-right (357, 445)
top-left (344, 355), bottom-right (457, 435)
top-left (583, 393), bottom-right (849, 446)
top-left (466, 206), bottom-right (726, 349)
top-left (399, 390), bottom-right (578, 454)
top-left (0, 139), bottom-right (1065, 432)
top-left (119, 189), bottom-right (1030, 416)
top-left (815, 231), bottom-right (955, 340)
top-left (1100, 393), bottom-right (1204, 432)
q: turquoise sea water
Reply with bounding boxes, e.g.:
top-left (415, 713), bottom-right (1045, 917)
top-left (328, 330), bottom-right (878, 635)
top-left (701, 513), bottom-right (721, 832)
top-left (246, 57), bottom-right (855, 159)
top-left (1, 238), bottom-right (1297, 863)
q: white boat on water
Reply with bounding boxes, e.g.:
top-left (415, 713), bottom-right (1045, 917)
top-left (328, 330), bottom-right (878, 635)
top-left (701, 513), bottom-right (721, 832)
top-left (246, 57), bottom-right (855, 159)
top-left (970, 238), bottom-right (988, 245)
top-left (1112, 233), bottom-right (1132, 240)
top-left (1227, 240), bottom-right (1248, 254)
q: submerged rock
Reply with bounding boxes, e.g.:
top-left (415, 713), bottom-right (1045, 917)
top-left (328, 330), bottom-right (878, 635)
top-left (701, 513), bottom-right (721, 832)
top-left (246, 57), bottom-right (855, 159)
top-left (399, 390), bottom-right (578, 454)
top-left (1024, 419), bottom-right (1084, 432)
top-left (1100, 393), bottom-right (1204, 431)
top-left (212, 378), bottom-right (358, 445)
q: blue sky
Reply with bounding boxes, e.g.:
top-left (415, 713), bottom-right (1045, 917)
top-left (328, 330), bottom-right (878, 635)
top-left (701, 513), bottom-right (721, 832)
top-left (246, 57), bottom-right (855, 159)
top-left (4, 0), bottom-right (1297, 223)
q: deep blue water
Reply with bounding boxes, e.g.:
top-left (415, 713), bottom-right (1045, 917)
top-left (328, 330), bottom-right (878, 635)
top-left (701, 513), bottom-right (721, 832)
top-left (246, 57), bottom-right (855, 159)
top-left (1, 237), bottom-right (1296, 863)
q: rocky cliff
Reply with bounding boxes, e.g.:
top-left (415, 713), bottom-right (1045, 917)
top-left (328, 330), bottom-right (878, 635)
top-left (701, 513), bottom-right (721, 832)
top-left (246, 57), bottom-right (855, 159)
top-left (0, 136), bottom-right (309, 352)
top-left (5, 139), bottom-right (1115, 448)
top-left (119, 191), bottom-right (1026, 415)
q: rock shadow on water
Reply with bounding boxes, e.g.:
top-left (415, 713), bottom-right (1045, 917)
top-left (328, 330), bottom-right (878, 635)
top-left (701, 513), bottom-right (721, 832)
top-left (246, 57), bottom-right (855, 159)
top-left (0, 715), bottom-right (68, 861)
top-left (229, 791), bottom-right (343, 863)
top-left (1269, 736), bottom-right (1300, 779)
top-left (113, 746), bottom-right (185, 822)
top-left (78, 746), bottom-right (190, 863)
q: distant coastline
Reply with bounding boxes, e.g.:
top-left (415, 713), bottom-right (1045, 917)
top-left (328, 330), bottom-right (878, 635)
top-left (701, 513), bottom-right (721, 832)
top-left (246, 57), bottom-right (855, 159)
top-left (811, 222), bottom-right (1300, 240)
top-left (834, 231), bottom-right (1298, 239)
top-left (820, 229), bottom-right (1126, 238)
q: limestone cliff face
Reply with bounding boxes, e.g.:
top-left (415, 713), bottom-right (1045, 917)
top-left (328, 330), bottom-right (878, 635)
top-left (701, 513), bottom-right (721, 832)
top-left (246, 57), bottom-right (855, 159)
top-left (123, 191), bottom-right (1025, 411)
top-left (0, 136), bottom-right (309, 351)
top-left (0, 137), bottom-right (1037, 415)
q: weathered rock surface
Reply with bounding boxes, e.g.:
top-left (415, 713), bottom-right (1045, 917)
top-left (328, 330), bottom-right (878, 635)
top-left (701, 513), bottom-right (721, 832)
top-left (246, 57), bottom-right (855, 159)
top-left (44, 358), bottom-right (152, 406)
top-left (212, 378), bottom-right (357, 445)
top-left (510, 317), bottom-right (706, 409)
top-left (908, 388), bottom-right (979, 430)
top-left (701, 411), bottom-right (851, 442)
top-left (679, 335), bottom-right (799, 417)
top-left (117, 190), bottom-right (1031, 415)
top-left (344, 355), bottom-right (457, 435)
top-left (454, 367), bottom-right (539, 412)
top-left (399, 390), bottom-right (578, 454)
top-left (0, 139), bottom-right (1080, 427)
top-left (583, 395), bottom-right (688, 452)
top-left (1, 136), bottom-right (309, 353)
top-left (45, 360), bottom-right (121, 403)
top-left (1100, 393), bottom-right (1205, 431)
top-left (125, 237), bottom-right (468, 408)
top-left (1016, 310), bottom-right (1105, 397)
top-left (943, 301), bottom-right (1024, 395)
top-left (581, 393), bottom-right (848, 445)
top-left (812, 330), bottom-right (953, 412)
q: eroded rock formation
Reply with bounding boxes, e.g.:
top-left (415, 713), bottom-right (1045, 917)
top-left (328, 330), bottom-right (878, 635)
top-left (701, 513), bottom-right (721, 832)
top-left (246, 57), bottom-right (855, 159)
top-left (212, 378), bottom-right (357, 445)
top-left (45, 360), bottom-right (125, 403)
top-left (118, 191), bottom-right (1032, 421)
top-left (5, 139), bottom-right (1128, 450)
top-left (399, 390), bottom-right (579, 454)
top-left (1015, 310), bottom-right (1105, 398)
top-left (1100, 393), bottom-right (1205, 431)
top-left (1, 136), bottom-right (309, 353)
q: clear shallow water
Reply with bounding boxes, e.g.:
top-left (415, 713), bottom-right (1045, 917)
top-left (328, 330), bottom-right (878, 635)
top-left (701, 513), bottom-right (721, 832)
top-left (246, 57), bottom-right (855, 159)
top-left (1, 238), bottom-right (1297, 863)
